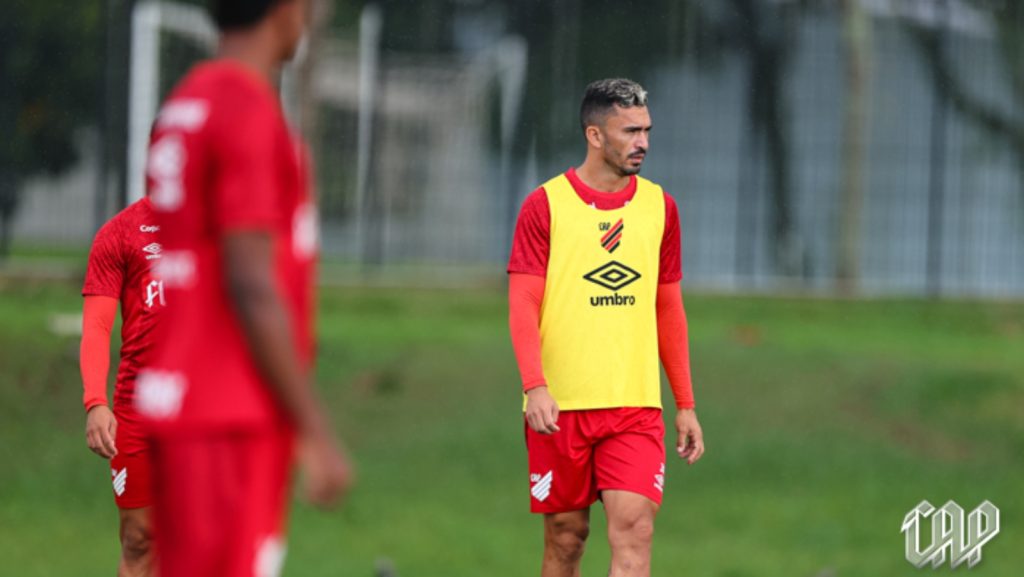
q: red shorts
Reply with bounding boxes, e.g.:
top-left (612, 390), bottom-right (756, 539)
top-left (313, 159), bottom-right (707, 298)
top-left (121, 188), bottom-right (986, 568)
top-left (110, 451), bottom-right (153, 509)
top-left (110, 411), bottom-right (152, 509)
top-left (150, 426), bottom-right (294, 577)
top-left (525, 407), bottom-right (665, 514)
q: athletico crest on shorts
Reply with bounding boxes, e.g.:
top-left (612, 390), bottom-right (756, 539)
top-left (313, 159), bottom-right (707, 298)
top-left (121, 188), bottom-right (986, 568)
top-left (600, 218), bottom-right (624, 253)
top-left (112, 468), bottom-right (127, 496)
top-left (531, 471), bottom-right (553, 502)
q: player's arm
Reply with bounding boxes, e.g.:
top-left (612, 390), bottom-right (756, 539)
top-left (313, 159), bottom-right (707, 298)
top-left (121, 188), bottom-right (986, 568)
top-left (214, 94), bottom-right (349, 508)
top-left (658, 192), bottom-right (704, 464)
top-left (509, 273), bottom-right (559, 434)
top-left (81, 295), bottom-right (119, 459)
top-left (656, 283), bottom-right (704, 464)
top-left (223, 232), bottom-right (350, 507)
top-left (507, 189), bottom-right (559, 434)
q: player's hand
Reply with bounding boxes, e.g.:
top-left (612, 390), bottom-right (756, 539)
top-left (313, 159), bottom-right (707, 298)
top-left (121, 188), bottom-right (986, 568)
top-left (675, 409), bottom-right (704, 465)
top-left (85, 405), bottom-right (118, 459)
top-left (525, 386), bottom-right (560, 434)
top-left (298, 431), bottom-right (354, 510)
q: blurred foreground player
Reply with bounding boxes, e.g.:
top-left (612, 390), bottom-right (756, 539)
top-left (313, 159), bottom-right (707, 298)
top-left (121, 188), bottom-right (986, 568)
top-left (80, 197), bottom-right (164, 576)
top-left (136, 1), bottom-right (351, 575)
top-left (508, 79), bottom-right (705, 577)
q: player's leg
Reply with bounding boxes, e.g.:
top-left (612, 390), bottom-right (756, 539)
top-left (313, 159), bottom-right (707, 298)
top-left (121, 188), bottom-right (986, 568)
top-left (593, 408), bottom-right (666, 577)
top-left (525, 411), bottom-right (599, 577)
top-left (117, 507), bottom-right (154, 577)
top-left (150, 427), bottom-right (293, 577)
top-left (603, 490), bottom-right (659, 577)
top-left (109, 446), bottom-right (155, 577)
top-left (542, 509), bottom-right (590, 577)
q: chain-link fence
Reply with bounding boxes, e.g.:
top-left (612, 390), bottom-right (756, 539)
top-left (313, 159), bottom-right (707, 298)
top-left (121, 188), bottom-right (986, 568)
top-left (5, 0), bottom-right (1023, 296)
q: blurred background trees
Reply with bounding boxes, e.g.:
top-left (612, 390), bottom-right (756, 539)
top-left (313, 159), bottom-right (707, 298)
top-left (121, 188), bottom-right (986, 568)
top-left (3, 0), bottom-right (1023, 296)
top-left (0, 1), bottom-right (101, 257)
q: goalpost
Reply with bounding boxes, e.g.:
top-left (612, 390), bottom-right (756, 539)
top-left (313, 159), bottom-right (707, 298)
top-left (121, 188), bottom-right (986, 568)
top-left (127, 0), bottom-right (306, 205)
top-left (128, 1), bottom-right (528, 270)
top-left (127, 1), bottom-right (216, 204)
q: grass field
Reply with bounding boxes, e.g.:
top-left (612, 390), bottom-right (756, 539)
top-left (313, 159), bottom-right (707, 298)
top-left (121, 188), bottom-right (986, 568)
top-left (0, 279), bottom-right (1022, 576)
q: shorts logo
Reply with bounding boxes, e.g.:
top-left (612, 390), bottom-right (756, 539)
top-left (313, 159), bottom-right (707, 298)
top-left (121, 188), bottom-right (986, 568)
top-left (600, 218), bottom-right (624, 253)
top-left (531, 471), bottom-right (553, 502)
top-left (654, 463), bottom-right (665, 494)
top-left (583, 261), bottom-right (641, 292)
top-left (254, 535), bottom-right (287, 577)
top-left (112, 467), bottom-right (127, 497)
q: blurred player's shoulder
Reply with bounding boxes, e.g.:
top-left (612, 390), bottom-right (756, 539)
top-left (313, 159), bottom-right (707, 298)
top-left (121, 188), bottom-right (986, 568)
top-left (166, 60), bottom-right (278, 117)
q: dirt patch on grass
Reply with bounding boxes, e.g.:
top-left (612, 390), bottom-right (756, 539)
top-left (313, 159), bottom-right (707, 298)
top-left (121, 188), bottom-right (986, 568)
top-left (838, 375), bottom-right (978, 463)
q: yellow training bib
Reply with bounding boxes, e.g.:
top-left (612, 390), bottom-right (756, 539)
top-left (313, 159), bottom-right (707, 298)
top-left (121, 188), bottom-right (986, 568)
top-left (537, 173), bottom-right (665, 410)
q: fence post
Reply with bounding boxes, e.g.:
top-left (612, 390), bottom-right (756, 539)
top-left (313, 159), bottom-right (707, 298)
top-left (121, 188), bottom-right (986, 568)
top-left (926, 0), bottom-right (950, 297)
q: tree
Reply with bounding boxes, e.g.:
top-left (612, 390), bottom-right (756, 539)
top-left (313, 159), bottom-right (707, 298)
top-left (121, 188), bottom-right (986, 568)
top-left (0, 0), bottom-right (101, 257)
top-left (504, 0), bottom-right (807, 278)
top-left (721, 0), bottom-right (804, 279)
top-left (907, 1), bottom-right (1024, 185)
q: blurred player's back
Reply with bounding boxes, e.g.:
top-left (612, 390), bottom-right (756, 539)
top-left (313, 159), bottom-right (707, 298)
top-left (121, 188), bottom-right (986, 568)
top-left (135, 2), bottom-right (350, 576)
top-left (141, 60), bottom-right (314, 429)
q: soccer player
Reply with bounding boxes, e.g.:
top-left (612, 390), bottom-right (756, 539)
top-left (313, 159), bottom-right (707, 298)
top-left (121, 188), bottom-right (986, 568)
top-left (81, 197), bottom-right (164, 576)
top-left (135, 1), bottom-right (351, 575)
top-left (508, 78), bottom-right (705, 577)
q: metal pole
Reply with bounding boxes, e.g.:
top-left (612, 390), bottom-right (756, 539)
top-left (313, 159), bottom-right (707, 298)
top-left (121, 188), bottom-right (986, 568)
top-left (355, 4), bottom-right (382, 267)
top-left (127, 0), bottom-right (162, 205)
top-left (926, 0), bottom-right (949, 297)
top-left (94, 0), bottom-right (114, 232)
top-left (735, 99), bottom-right (760, 288)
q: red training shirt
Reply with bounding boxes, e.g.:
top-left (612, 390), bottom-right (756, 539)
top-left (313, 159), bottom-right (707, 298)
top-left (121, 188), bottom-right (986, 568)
top-left (140, 61), bottom-right (317, 432)
top-left (507, 167), bottom-right (681, 281)
top-left (82, 197), bottom-right (165, 413)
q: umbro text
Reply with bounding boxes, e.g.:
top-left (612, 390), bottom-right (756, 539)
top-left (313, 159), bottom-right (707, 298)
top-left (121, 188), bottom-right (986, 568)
top-left (590, 294), bottom-right (636, 307)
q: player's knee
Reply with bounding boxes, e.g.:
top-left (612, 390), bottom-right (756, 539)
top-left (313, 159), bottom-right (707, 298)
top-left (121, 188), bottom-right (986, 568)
top-left (120, 521), bottom-right (153, 562)
top-left (545, 516), bottom-right (589, 561)
top-left (609, 513), bottom-right (655, 548)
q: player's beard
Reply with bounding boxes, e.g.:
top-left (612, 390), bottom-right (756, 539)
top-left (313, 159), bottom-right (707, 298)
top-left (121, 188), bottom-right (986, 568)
top-left (620, 163), bottom-right (642, 176)
top-left (616, 152), bottom-right (645, 176)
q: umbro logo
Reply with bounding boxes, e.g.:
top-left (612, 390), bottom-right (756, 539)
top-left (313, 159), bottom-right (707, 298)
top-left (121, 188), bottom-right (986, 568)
top-left (143, 242), bottom-right (162, 260)
top-left (583, 261), bottom-right (641, 292)
top-left (531, 471), bottom-right (553, 502)
top-left (112, 468), bottom-right (127, 496)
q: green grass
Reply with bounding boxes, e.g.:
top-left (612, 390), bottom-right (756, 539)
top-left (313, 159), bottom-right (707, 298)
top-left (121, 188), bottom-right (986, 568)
top-left (0, 280), bottom-right (1022, 576)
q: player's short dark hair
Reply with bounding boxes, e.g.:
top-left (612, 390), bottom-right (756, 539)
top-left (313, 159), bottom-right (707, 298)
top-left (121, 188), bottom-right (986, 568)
top-left (579, 78), bottom-right (648, 134)
top-left (210, 0), bottom-right (285, 31)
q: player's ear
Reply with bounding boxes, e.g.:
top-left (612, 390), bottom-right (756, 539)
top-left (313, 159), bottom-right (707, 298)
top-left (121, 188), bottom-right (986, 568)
top-left (585, 125), bottom-right (603, 149)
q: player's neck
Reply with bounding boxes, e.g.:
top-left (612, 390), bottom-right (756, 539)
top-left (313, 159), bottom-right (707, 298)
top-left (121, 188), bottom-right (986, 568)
top-left (575, 158), bottom-right (630, 193)
top-left (217, 32), bottom-right (283, 85)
